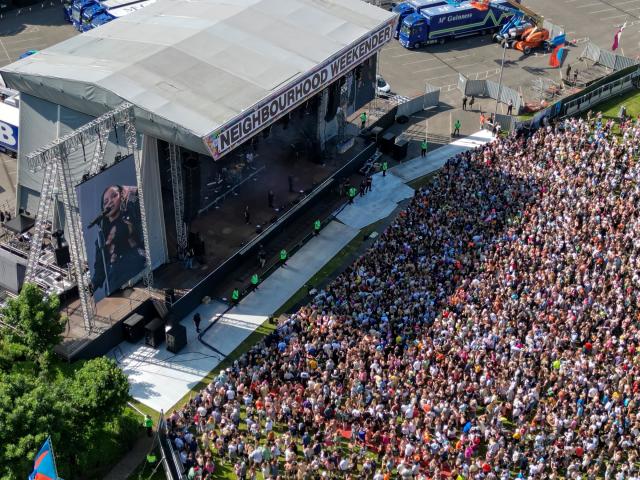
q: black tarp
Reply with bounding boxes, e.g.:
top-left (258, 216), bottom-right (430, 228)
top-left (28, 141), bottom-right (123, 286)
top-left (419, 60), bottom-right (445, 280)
top-left (4, 214), bottom-right (34, 234)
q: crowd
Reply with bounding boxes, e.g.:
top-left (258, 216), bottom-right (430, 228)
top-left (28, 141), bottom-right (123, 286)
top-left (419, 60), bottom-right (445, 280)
top-left (166, 111), bottom-right (640, 480)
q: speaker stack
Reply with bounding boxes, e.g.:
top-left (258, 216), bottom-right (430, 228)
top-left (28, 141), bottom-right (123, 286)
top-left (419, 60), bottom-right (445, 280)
top-left (183, 154), bottom-right (201, 222)
top-left (145, 318), bottom-right (165, 348)
top-left (166, 324), bottom-right (187, 353)
top-left (123, 313), bottom-right (146, 343)
top-left (52, 230), bottom-right (70, 267)
top-left (393, 138), bottom-right (409, 160)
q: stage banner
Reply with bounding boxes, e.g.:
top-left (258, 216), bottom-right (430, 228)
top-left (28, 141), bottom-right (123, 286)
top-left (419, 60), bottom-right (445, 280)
top-left (203, 18), bottom-right (396, 160)
top-left (75, 155), bottom-right (147, 302)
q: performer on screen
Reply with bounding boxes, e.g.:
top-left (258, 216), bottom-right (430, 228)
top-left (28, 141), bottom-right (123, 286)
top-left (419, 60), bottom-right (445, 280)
top-left (91, 184), bottom-right (146, 296)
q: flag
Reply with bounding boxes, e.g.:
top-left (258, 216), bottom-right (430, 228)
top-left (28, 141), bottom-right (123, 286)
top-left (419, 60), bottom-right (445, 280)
top-left (549, 44), bottom-right (566, 68)
top-left (612, 23), bottom-right (626, 51)
top-left (29, 438), bottom-right (58, 480)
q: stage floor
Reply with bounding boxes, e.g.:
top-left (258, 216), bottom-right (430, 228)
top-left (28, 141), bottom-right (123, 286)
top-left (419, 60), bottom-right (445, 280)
top-left (153, 125), bottom-right (367, 293)
top-left (114, 130), bottom-right (495, 412)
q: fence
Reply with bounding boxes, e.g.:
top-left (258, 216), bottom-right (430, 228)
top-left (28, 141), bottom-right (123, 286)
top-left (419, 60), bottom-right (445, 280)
top-left (516, 64), bottom-right (640, 130)
top-left (158, 412), bottom-right (186, 480)
top-left (395, 89), bottom-right (440, 119)
top-left (562, 67), bottom-right (640, 117)
top-left (458, 73), bottom-right (523, 114)
top-left (543, 20), bottom-right (564, 43)
top-left (580, 41), bottom-right (639, 72)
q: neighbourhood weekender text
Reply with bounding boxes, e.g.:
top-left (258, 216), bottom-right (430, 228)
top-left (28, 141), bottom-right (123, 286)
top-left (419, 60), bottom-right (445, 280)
top-left (203, 20), bottom-right (395, 160)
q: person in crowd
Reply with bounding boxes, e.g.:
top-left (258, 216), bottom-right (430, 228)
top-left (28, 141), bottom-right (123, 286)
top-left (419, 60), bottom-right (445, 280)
top-left (166, 112), bottom-right (640, 480)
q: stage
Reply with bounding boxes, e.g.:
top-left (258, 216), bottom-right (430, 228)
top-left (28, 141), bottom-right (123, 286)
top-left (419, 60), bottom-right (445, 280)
top-left (153, 121), bottom-right (369, 295)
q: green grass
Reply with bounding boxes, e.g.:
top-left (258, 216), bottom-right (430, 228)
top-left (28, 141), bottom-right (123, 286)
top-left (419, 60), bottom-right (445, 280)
top-left (591, 88), bottom-right (640, 120)
top-left (408, 171), bottom-right (436, 190)
top-left (127, 452), bottom-right (165, 480)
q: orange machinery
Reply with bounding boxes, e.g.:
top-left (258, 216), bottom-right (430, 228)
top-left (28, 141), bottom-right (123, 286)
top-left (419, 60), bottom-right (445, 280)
top-left (513, 26), bottom-right (550, 54)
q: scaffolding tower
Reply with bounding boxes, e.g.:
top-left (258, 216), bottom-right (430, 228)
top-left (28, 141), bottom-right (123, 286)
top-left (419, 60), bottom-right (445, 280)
top-left (24, 103), bottom-right (153, 332)
top-left (168, 143), bottom-right (188, 257)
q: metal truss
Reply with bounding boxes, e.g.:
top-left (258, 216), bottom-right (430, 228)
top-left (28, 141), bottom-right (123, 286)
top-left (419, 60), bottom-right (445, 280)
top-left (168, 143), bottom-right (188, 256)
top-left (124, 108), bottom-right (153, 289)
top-left (24, 102), bottom-right (153, 332)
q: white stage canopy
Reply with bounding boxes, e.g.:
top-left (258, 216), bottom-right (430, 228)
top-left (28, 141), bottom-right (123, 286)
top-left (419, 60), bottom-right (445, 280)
top-left (1, 0), bottom-right (395, 157)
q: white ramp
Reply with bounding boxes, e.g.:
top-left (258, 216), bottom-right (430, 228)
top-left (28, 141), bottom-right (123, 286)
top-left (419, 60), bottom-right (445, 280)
top-left (112, 220), bottom-right (360, 412)
top-left (392, 130), bottom-right (494, 183)
top-left (336, 171), bottom-right (414, 229)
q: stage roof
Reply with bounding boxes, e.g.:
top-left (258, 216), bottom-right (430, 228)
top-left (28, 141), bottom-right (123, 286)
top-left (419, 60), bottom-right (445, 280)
top-left (1, 0), bottom-right (395, 155)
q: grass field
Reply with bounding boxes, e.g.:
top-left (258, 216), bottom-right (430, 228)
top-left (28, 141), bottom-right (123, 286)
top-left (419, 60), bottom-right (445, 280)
top-left (592, 88), bottom-right (640, 120)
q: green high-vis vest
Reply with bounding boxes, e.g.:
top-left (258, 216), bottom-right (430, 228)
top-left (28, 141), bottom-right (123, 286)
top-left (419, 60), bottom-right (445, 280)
top-left (314, 220), bottom-right (321, 231)
top-left (382, 161), bottom-right (388, 171)
top-left (147, 454), bottom-right (157, 464)
top-left (251, 274), bottom-right (259, 285)
top-left (360, 112), bottom-right (367, 122)
top-left (232, 289), bottom-right (239, 301)
top-left (421, 140), bottom-right (427, 150)
top-left (280, 249), bottom-right (287, 261)
top-left (348, 186), bottom-right (357, 198)
top-left (455, 120), bottom-right (461, 129)
top-left (144, 417), bottom-right (153, 428)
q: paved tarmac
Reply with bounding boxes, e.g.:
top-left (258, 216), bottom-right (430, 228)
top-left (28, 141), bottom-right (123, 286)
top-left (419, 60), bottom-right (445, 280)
top-left (0, 2), bottom-right (75, 67)
top-left (379, 0), bottom-right (640, 110)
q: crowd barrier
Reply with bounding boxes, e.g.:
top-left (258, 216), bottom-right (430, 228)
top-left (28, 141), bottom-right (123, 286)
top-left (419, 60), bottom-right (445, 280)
top-left (580, 41), bottom-right (639, 72)
top-left (395, 87), bottom-right (440, 119)
top-left (457, 73), bottom-right (523, 115)
top-left (516, 64), bottom-right (640, 130)
top-left (158, 412), bottom-right (186, 480)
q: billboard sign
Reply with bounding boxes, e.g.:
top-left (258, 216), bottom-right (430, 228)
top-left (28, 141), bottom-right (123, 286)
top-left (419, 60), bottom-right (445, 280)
top-left (202, 18), bottom-right (396, 160)
top-left (0, 102), bottom-right (19, 153)
top-left (75, 154), bottom-right (146, 302)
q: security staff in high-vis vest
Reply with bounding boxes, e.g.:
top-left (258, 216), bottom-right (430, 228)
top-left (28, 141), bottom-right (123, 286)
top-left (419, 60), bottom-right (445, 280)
top-left (231, 288), bottom-right (240, 305)
top-left (144, 414), bottom-right (153, 437)
top-left (348, 185), bottom-right (357, 204)
top-left (251, 273), bottom-right (260, 290)
top-left (147, 453), bottom-right (157, 464)
top-left (360, 111), bottom-right (367, 129)
top-left (313, 219), bottom-right (321, 235)
top-left (382, 160), bottom-right (388, 177)
top-left (280, 248), bottom-right (288, 266)
top-left (421, 139), bottom-right (428, 158)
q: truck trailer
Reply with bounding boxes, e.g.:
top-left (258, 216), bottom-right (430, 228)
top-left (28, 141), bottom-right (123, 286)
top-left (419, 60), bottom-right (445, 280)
top-left (398, 0), bottom-right (514, 48)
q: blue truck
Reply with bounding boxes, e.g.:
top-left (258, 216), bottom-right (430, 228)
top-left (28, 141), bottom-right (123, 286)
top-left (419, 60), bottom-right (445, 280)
top-left (392, 0), bottom-right (449, 38)
top-left (68, 0), bottom-right (155, 31)
top-left (398, 0), bottom-right (515, 48)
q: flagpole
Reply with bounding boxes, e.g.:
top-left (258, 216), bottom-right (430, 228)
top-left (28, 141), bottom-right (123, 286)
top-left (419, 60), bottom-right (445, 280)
top-left (48, 436), bottom-right (61, 480)
top-left (620, 16), bottom-right (627, 57)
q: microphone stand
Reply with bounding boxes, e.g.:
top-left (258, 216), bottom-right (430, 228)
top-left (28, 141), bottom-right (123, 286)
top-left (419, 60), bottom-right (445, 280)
top-left (96, 222), bottom-right (111, 296)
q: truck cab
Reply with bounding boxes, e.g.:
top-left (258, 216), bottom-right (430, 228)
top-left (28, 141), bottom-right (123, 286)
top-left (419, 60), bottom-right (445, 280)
top-left (392, 0), bottom-right (447, 38)
top-left (71, 0), bottom-right (99, 30)
top-left (80, 3), bottom-right (106, 31)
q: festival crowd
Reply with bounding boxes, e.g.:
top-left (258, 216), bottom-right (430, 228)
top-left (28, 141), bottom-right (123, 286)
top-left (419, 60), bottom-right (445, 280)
top-left (166, 111), bottom-right (640, 479)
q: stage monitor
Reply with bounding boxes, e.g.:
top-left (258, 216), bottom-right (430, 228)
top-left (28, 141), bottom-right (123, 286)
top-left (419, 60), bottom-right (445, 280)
top-left (75, 154), bottom-right (147, 302)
